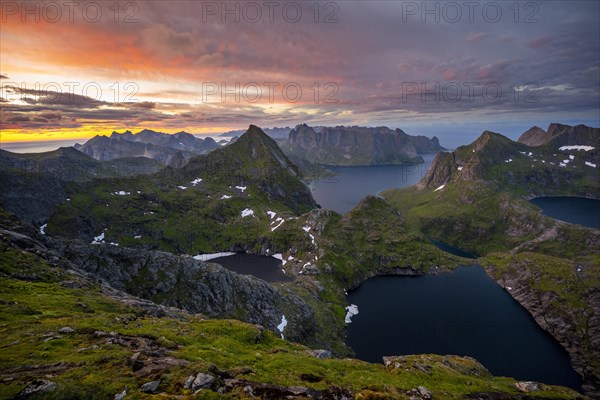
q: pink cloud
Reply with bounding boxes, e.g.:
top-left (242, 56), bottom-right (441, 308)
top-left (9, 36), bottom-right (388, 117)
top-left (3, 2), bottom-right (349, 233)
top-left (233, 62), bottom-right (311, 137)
top-left (526, 35), bottom-right (552, 49)
top-left (465, 32), bottom-right (489, 43)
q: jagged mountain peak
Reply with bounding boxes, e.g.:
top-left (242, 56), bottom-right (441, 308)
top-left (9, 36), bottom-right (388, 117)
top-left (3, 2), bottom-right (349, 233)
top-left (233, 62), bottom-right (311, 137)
top-left (182, 125), bottom-right (316, 212)
top-left (519, 122), bottom-right (599, 147)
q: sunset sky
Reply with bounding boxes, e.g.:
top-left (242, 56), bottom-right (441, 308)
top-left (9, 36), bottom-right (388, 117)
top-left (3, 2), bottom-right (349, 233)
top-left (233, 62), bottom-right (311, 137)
top-left (1, 0), bottom-right (599, 144)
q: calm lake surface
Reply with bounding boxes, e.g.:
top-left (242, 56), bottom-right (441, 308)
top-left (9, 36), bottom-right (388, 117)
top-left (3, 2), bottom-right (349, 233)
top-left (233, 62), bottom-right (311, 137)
top-left (530, 196), bottom-right (600, 230)
top-left (345, 266), bottom-right (582, 391)
top-left (211, 253), bottom-right (292, 283)
top-left (310, 154), bottom-right (436, 214)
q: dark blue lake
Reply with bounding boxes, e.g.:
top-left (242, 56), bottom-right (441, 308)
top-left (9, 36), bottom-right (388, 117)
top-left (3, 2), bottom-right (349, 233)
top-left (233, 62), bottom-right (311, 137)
top-left (211, 253), bottom-right (292, 283)
top-left (530, 196), bottom-right (600, 230)
top-left (345, 266), bottom-right (582, 391)
top-left (309, 154), bottom-right (436, 214)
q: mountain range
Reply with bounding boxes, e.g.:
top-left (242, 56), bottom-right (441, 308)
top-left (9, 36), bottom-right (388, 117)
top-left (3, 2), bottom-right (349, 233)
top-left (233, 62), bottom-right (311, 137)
top-left (74, 129), bottom-right (220, 167)
top-left (281, 124), bottom-right (445, 166)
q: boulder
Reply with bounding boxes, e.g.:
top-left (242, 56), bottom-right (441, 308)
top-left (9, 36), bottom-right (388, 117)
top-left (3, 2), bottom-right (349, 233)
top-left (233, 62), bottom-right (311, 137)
top-left (192, 373), bottom-right (215, 391)
top-left (140, 380), bottom-right (160, 393)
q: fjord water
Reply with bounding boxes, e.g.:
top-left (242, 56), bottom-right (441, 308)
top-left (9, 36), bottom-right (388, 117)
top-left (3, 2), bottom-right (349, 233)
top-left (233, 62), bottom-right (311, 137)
top-left (211, 253), bottom-right (292, 282)
top-left (530, 196), bottom-right (600, 229)
top-left (346, 266), bottom-right (582, 391)
top-left (310, 154), bottom-right (436, 214)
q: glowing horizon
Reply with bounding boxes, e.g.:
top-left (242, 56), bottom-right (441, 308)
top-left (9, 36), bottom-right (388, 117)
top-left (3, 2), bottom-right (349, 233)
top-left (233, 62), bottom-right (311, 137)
top-left (1, 1), bottom-right (599, 145)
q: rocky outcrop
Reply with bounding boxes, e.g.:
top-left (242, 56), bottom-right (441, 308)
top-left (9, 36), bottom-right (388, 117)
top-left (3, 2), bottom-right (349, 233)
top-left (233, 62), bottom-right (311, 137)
top-left (518, 123), bottom-right (599, 148)
top-left (281, 124), bottom-right (444, 166)
top-left (75, 129), bottom-right (219, 167)
top-left (49, 239), bottom-right (317, 343)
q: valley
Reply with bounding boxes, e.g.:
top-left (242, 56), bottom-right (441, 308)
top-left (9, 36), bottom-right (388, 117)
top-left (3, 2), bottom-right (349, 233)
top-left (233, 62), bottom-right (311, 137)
top-left (0, 123), bottom-right (598, 399)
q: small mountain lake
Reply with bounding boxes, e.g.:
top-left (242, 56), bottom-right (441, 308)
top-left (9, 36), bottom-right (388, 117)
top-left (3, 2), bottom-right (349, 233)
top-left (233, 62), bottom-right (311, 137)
top-left (530, 196), bottom-right (600, 230)
top-left (345, 266), bottom-right (582, 391)
top-left (310, 154), bottom-right (436, 214)
top-left (210, 253), bottom-right (293, 283)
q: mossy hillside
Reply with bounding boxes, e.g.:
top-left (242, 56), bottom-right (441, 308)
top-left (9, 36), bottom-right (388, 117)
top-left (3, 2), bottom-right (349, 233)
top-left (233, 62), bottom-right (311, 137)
top-left (48, 176), bottom-right (302, 255)
top-left (47, 126), bottom-right (316, 254)
top-left (0, 244), bottom-right (584, 400)
top-left (318, 196), bottom-right (465, 289)
top-left (383, 180), bottom-right (600, 261)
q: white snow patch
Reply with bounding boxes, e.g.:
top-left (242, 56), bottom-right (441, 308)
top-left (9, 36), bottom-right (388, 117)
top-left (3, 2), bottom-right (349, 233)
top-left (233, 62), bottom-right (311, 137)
top-left (91, 230), bottom-right (106, 244)
top-left (109, 242), bottom-right (119, 247)
top-left (585, 161), bottom-right (597, 168)
top-left (559, 162), bottom-right (567, 167)
top-left (504, 159), bottom-right (512, 163)
top-left (506, 286), bottom-right (512, 291)
top-left (569, 155), bottom-right (575, 160)
top-left (434, 184), bottom-right (445, 192)
top-left (113, 191), bottom-right (130, 196)
top-left (39, 223), bottom-right (47, 235)
top-left (559, 145), bottom-right (595, 151)
top-left (235, 186), bottom-right (247, 192)
top-left (345, 304), bottom-right (359, 324)
top-left (177, 186), bottom-right (187, 190)
top-left (562, 159), bottom-right (570, 164)
top-left (308, 233), bottom-right (316, 245)
top-left (267, 211), bottom-right (276, 219)
top-left (457, 166), bottom-right (463, 171)
top-left (193, 252), bottom-right (236, 261)
top-left (241, 208), bottom-right (254, 218)
top-left (271, 218), bottom-right (285, 231)
top-left (272, 253), bottom-right (287, 266)
top-left (190, 178), bottom-right (203, 186)
top-left (134, 235), bottom-right (142, 239)
top-left (302, 226), bottom-right (311, 232)
top-left (528, 152), bottom-right (533, 157)
top-left (277, 315), bottom-right (288, 339)
top-left (221, 195), bottom-right (232, 200)
top-left (66, 198), bottom-right (71, 201)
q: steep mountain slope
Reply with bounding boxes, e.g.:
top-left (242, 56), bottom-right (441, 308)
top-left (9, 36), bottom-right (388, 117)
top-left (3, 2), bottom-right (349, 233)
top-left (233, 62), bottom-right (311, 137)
top-left (75, 129), bottom-right (219, 167)
top-left (281, 124), bottom-right (444, 166)
top-left (47, 126), bottom-right (317, 251)
top-left (181, 125), bottom-right (316, 213)
top-left (417, 129), bottom-right (599, 198)
top-left (519, 123), bottom-right (600, 148)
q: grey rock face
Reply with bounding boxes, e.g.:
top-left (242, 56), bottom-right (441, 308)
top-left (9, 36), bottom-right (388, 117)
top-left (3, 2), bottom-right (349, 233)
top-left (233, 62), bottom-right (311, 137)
top-left (52, 239), bottom-right (316, 342)
top-left (518, 123), bottom-right (600, 148)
